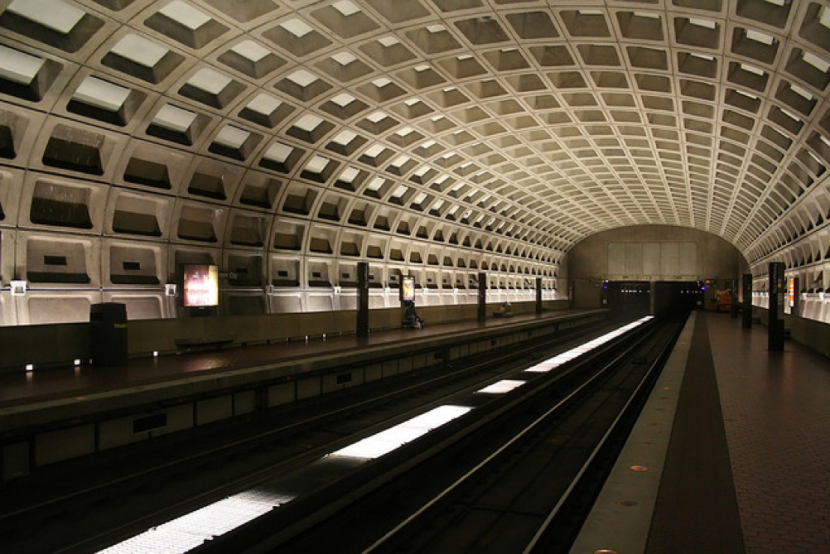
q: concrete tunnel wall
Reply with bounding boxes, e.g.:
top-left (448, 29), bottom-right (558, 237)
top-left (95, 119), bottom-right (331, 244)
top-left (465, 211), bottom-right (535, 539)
top-left (566, 225), bottom-right (750, 309)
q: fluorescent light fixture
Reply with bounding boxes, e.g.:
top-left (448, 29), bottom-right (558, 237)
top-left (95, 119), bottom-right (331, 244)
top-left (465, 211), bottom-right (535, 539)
top-left (477, 380), bottom-right (526, 394)
top-left (99, 490), bottom-right (294, 554)
top-left (330, 405), bottom-right (472, 460)
top-left (525, 316), bottom-right (653, 373)
top-left (0, 45), bottom-right (45, 84)
top-left (8, 0), bottom-right (84, 34)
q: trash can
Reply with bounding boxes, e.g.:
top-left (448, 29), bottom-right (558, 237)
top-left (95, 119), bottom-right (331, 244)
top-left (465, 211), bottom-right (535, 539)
top-left (89, 303), bottom-right (128, 366)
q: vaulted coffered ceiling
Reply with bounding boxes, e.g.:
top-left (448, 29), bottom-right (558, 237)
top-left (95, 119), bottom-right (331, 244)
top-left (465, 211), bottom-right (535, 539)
top-left (1, 0), bottom-right (829, 299)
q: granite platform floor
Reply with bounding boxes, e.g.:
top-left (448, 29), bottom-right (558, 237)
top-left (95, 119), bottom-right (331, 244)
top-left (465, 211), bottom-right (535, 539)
top-left (649, 311), bottom-right (830, 553)
top-left (706, 312), bottom-right (830, 553)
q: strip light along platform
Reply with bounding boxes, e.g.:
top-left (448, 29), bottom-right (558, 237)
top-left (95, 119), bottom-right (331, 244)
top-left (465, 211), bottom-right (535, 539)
top-left (99, 317), bottom-right (652, 553)
top-left (524, 316), bottom-right (653, 374)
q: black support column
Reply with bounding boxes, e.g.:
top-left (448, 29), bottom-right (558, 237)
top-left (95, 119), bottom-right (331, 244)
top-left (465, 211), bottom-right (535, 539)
top-left (535, 277), bottom-right (543, 315)
top-left (768, 262), bottom-right (785, 351)
top-left (356, 261), bottom-right (369, 338)
top-left (742, 273), bottom-right (753, 329)
top-left (477, 271), bottom-right (487, 322)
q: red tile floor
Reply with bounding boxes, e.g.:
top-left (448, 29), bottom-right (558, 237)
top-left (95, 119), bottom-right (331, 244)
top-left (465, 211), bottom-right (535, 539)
top-left (706, 312), bottom-right (830, 553)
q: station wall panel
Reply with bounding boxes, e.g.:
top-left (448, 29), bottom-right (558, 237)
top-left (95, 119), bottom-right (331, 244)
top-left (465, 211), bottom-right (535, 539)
top-left (268, 382), bottom-right (295, 407)
top-left (35, 424), bottom-right (95, 467)
top-left (26, 292), bottom-right (100, 325)
top-left (234, 391), bottom-right (256, 416)
top-left (197, 395), bottom-right (233, 426)
top-left (296, 376), bottom-right (322, 400)
top-left (105, 293), bottom-right (165, 321)
top-left (269, 292), bottom-right (302, 314)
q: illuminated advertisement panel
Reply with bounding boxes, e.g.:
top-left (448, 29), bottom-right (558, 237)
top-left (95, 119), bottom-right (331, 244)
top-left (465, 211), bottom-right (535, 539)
top-left (788, 278), bottom-right (795, 308)
top-left (183, 265), bottom-right (219, 307)
top-left (401, 276), bottom-right (415, 302)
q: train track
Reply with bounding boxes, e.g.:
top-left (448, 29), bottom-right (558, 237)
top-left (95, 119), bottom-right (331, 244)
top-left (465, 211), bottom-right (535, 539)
top-left (192, 314), bottom-right (683, 554)
top-left (0, 317), bottom-right (620, 553)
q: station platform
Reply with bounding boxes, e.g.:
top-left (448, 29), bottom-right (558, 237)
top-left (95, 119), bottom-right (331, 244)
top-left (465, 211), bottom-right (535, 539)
top-left (572, 310), bottom-right (830, 554)
top-left (0, 308), bottom-right (609, 479)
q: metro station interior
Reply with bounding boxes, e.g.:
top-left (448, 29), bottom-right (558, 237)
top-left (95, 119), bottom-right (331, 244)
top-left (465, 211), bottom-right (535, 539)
top-left (1, 1), bottom-right (829, 553)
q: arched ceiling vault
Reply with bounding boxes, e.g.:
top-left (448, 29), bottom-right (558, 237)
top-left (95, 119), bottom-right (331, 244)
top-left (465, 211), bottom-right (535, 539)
top-left (1, 0), bottom-right (830, 279)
